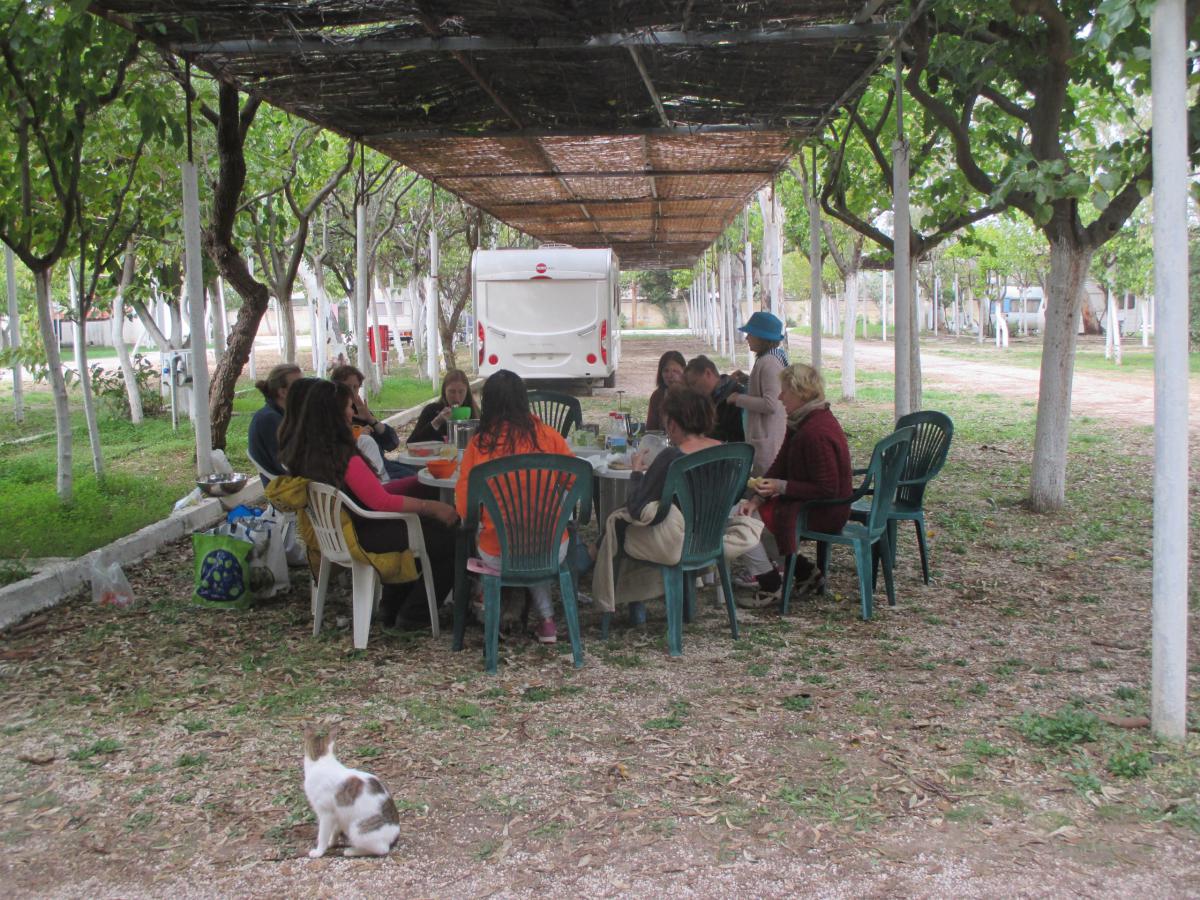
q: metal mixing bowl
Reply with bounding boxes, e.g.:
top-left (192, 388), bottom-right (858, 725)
top-left (196, 473), bottom-right (250, 497)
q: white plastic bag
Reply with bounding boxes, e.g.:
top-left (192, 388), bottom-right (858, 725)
top-left (261, 505), bottom-right (307, 567)
top-left (222, 518), bottom-right (289, 598)
top-left (91, 557), bottom-right (135, 608)
top-left (173, 487), bottom-right (203, 513)
top-left (210, 449), bottom-right (234, 475)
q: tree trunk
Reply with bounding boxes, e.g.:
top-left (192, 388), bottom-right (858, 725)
top-left (278, 291), bottom-right (297, 364)
top-left (842, 269), bottom-right (858, 400)
top-left (34, 269), bottom-right (73, 501)
top-left (4, 245), bottom-right (23, 422)
top-left (113, 247), bottom-right (142, 424)
top-left (74, 316), bottom-right (104, 477)
top-left (211, 278), bottom-right (228, 364)
top-left (1029, 237), bottom-right (1093, 512)
top-left (907, 262), bottom-right (922, 412)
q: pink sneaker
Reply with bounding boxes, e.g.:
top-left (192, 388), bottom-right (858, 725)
top-left (536, 617), bottom-right (557, 644)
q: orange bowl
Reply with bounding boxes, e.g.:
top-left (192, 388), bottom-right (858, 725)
top-left (425, 459), bottom-right (457, 479)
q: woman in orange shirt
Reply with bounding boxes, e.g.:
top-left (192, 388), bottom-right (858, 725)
top-left (455, 370), bottom-right (574, 644)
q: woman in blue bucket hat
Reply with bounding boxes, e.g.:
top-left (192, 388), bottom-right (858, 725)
top-left (727, 311), bottom-right (789, 475)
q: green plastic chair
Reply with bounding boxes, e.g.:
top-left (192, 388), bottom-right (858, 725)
top-left (781, 427), bottom-right (914, 621)
top-left (850, 411), bottom-right (953, 584)
top-left (526, 390), bottom-right (583, 440)
top-left (605, 443), bottom-right (753, 656)
top-left (451, 453), bottom-right (593, 674)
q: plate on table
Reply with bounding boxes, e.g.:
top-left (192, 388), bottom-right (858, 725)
top-left (405, 441), bottom-right (454, 458)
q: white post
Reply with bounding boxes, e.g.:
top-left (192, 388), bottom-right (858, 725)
top-left (182, 160), bottom-right (213, 477)
top-left (892, 56), bottom-right (913, 420)
top-left (743, 240), bottom-right (754, 328)
top-left (719, 252), bottom-right (732, 362)
top-left (5, 244), bottom-right (23, 421)
top-left (1141, 295), bottom-right (1150, 348)
top-left (354, 202), bottom-right (375, 393)
top-left (1151, 0), bottom-right (1190, 743)
top-left (427, 229), bottom-right (440, 383)
top-left (809, 195), bottom-right (823, 370)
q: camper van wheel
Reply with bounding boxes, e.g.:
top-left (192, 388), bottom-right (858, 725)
top-left (602, 372), bottom-right (617, 389)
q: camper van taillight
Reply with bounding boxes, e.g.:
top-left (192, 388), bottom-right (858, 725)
top-left (600, 320), bottom-right (608, 365)
top-left (477, 322), bottom-right (485, 366)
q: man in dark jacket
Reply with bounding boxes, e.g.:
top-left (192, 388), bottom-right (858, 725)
top-left (684, 355), bottom-right (745, 443)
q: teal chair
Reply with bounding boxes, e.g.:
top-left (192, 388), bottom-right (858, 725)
top-left (526, 390), bottom-right (583, 440)
top-left (452, 453), bottom-right (593, 674)
top-left (605, 443), bottom-right (753, 656)
top-left (850, 411), bottom-right (953, 584)
top-left (780, 427), bottom-right (914, 621)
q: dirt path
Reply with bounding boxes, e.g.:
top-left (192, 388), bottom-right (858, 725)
top-left (822, 336), bottom-right (1200, 433)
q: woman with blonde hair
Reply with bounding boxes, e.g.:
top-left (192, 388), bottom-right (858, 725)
top-left (739, 363), bottom-right (852, 597)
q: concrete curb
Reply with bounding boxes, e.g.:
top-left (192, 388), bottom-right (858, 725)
top-left (0, 385), bottom-right (459, 631)
top-left (0, 483), bottom-right (262, 631)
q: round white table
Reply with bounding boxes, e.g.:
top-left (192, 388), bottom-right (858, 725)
top-left (392, 442), bottom-right (457, 469)
top-left (417, 466), bottom-right (458, 504)
top-left (594, 461), bottom-right (634, 525)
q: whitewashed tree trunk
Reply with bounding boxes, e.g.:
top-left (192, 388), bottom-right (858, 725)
top-left (758, 187), bottom-right (785, 323)
top-left (1030, 238), bottom-right (1093, 512)
top-left (113, 247), bottom-right (143, 424)
top-left (212, 277), bottom-right (228, 364)
top-left (5, 244), bottom-right (23, 422)
top-left (68, 267), bottom-right (104, 477)
top-left (279, 292), bottom-right (297, 365)
top-left (74, 315), bottom-right (104, 477)
top-left (35, 269), bottom-right (73, 500)
top-left (842, 269), bottom-right (859, 400)
top-left (907, 261), bottom-right (922, 412)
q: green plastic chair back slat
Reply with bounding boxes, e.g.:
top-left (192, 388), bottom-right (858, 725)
top-left (610, 442), bottom-right (753, 656)
top-left (850, 410), bottom-right (953, 584)
top-left (783, 427), bottom-right (914, 621)
top-left (526, 390), bottom-right (583, 440)
top-left (463, 453), bottom-right (593, 673)
top-left (894, 411), bottom-right (953, 510)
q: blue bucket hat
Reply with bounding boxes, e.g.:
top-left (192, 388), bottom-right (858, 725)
top-left (738, 310), bottom-right (785, 342)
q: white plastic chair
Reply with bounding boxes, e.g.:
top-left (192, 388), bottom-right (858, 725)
top-left (247, 447), bottom-right (277, 483)
top-left (306, 482), bottom-right (439, 649)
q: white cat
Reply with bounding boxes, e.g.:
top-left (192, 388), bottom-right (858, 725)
top-left (303, 726), bottom-right (401, 858)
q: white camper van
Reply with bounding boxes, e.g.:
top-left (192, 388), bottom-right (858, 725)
top-left (472, 247), bottom-right (621, 386)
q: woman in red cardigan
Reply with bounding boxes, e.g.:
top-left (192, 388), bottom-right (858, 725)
top-left (739, 363), bottom-right (852, 597)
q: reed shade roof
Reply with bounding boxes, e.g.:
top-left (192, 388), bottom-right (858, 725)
top-left (92, 1), bottom-right (903, 269)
